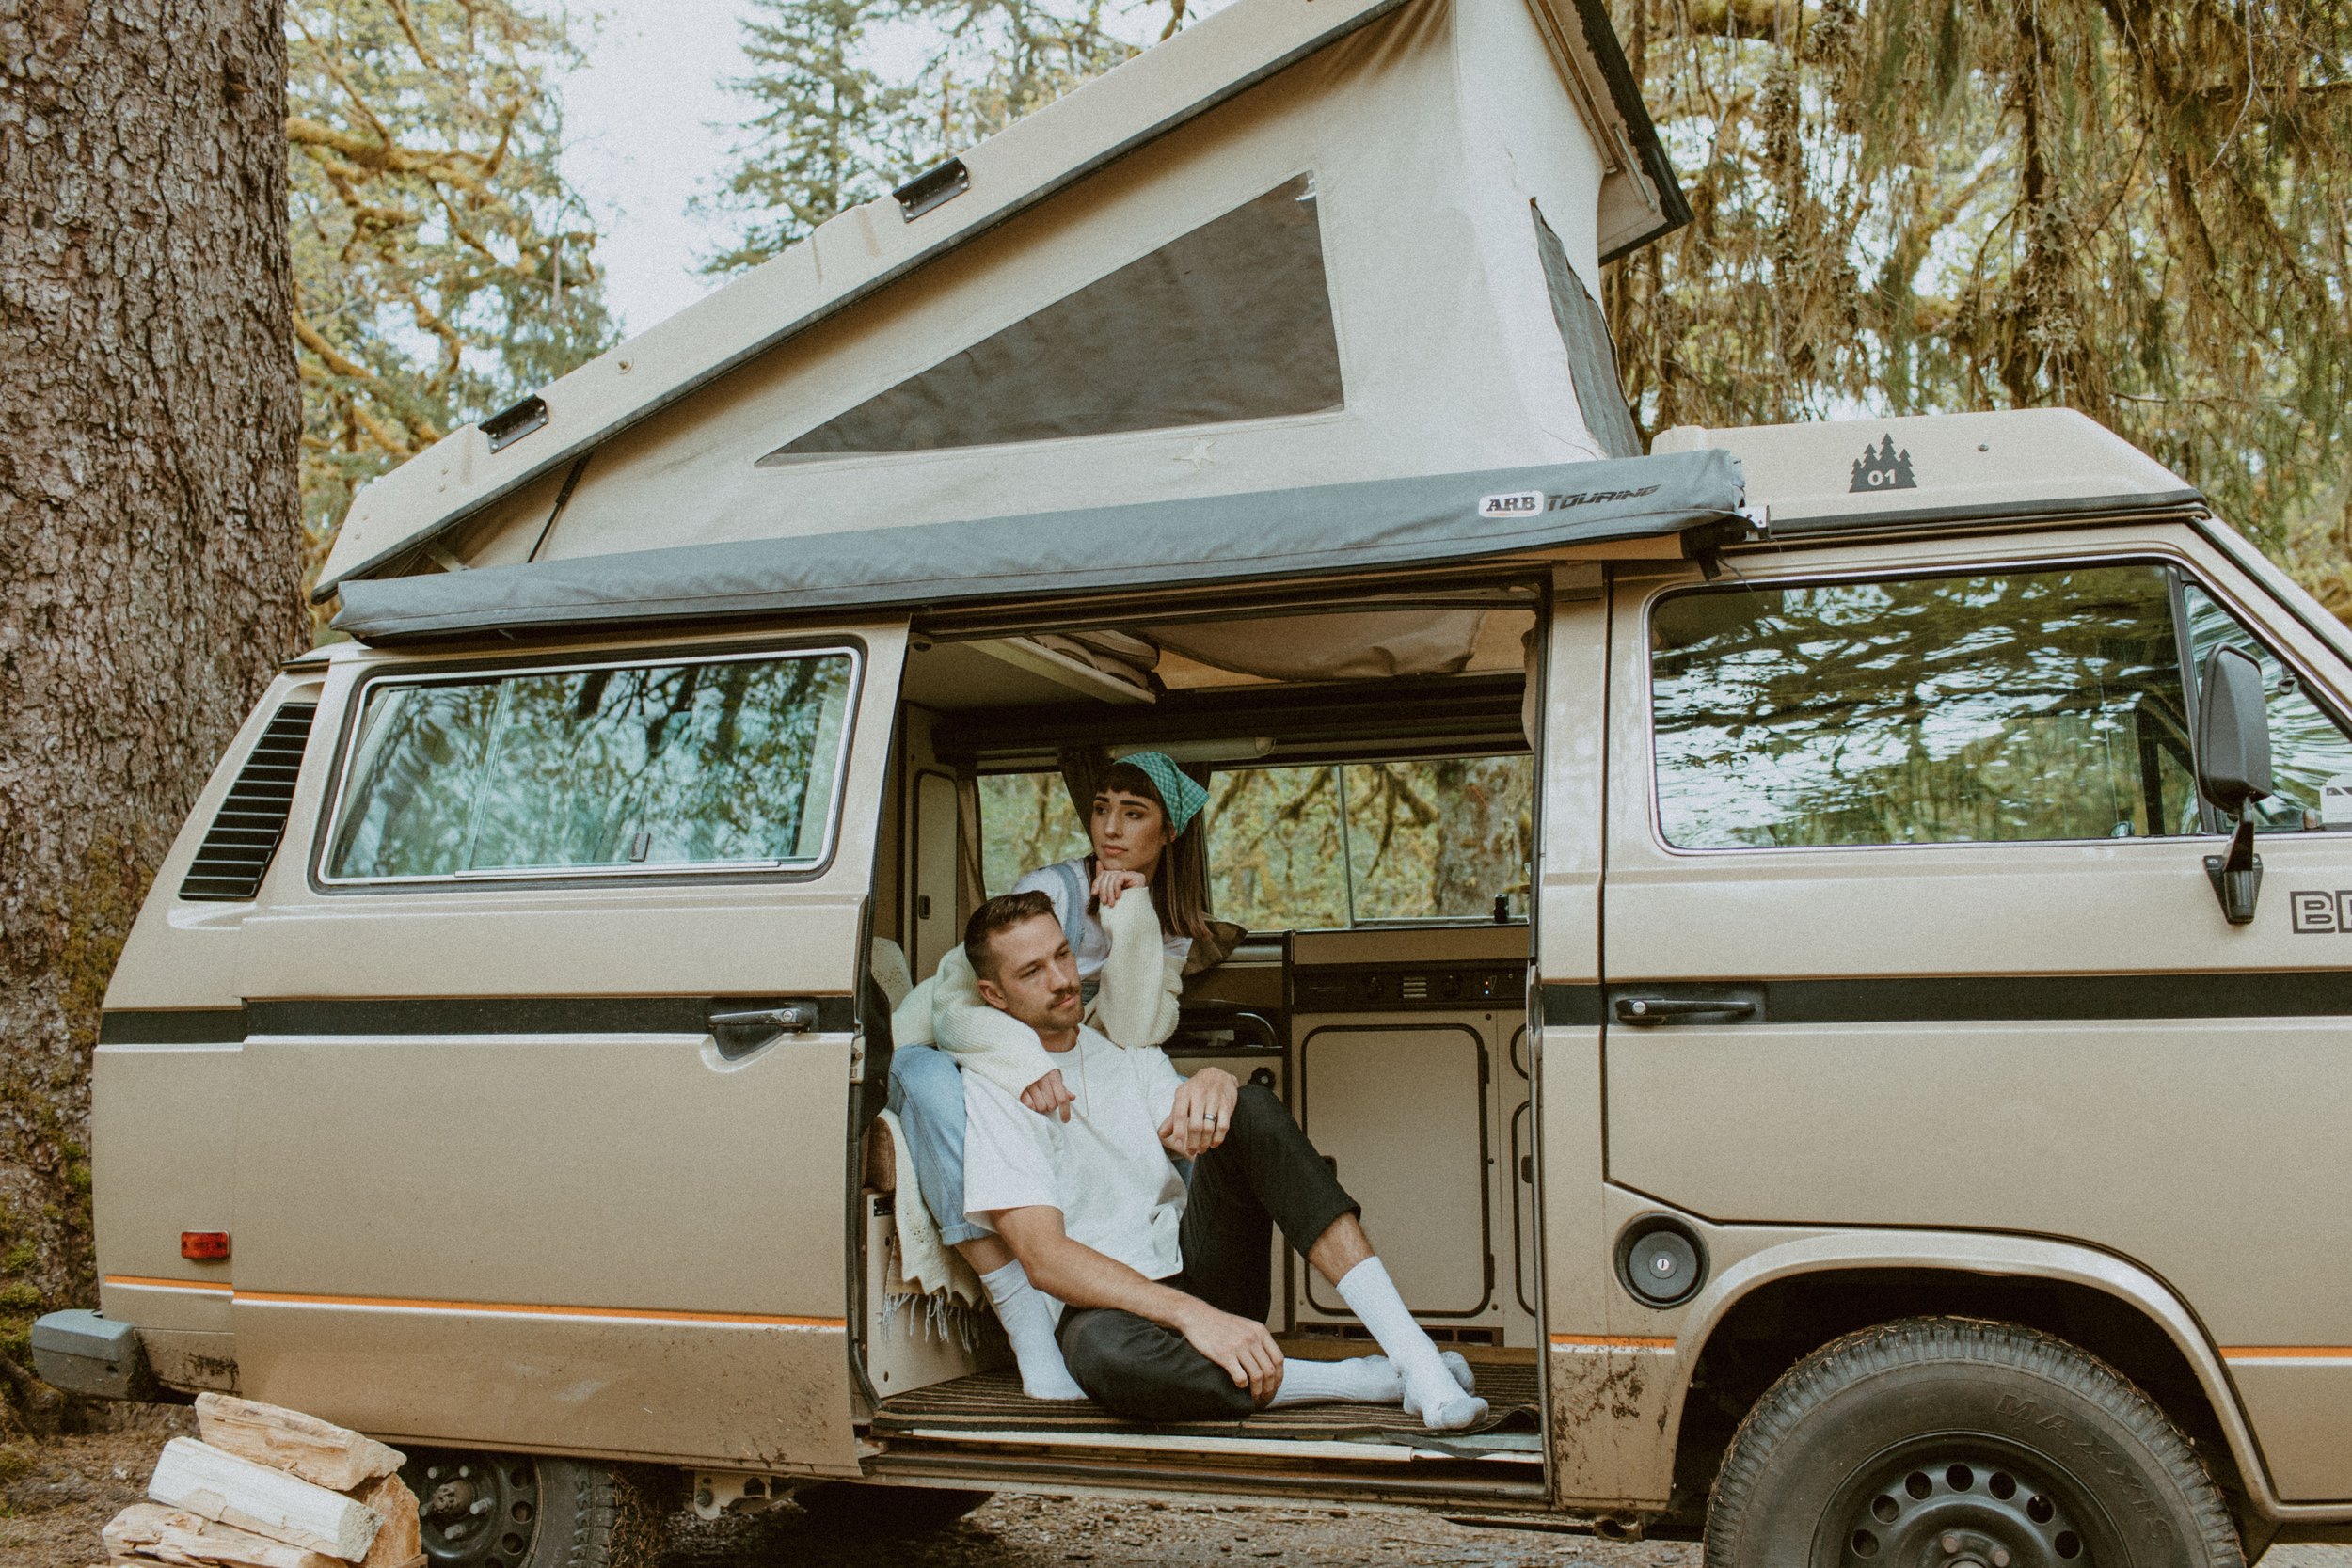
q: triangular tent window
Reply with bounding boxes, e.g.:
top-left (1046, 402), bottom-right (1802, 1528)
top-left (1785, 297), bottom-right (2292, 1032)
top-left (1533, 203), bottom-right (1641, 461)
top-left (760, 175), bottom-right (1343, 463)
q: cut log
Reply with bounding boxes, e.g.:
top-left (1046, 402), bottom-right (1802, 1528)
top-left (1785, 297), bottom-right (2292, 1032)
top-left (104, 1503), bottom-right (343, 1568)
top-left (194, 1394), bottom-right (405, 1492)
top-left (350, 1474), bottom-right (424, 1568)
top-left (147, 1439), bottom-right (382, 1562)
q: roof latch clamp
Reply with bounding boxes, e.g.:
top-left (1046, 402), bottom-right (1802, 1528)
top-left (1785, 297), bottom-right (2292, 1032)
top-left (895, 158), bottom-right (970, 222)
top-left (1682, 515), bottom-right (1757, 581)
top-left (482, 394), bottom-right (548, 453)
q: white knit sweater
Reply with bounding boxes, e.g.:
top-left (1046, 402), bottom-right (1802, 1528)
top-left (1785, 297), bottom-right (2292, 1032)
top-left (890, 886), bottom-right (1184, 1099)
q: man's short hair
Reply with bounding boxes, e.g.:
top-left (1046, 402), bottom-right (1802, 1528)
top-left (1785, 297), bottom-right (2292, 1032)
top-left (963, 889), bottom-right (1057, 977)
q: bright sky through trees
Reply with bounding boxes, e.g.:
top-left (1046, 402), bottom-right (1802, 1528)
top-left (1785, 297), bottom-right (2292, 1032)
top-left (559, 0), bottom-right (1204, 332)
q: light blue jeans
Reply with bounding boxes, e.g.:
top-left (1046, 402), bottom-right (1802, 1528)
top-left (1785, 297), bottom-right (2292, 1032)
top-left (886, 1043), bottom-right (986, 1245)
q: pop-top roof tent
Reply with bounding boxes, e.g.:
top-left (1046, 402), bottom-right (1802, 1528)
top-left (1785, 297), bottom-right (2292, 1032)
top-left (326, 0), bottom-right (1747, 645)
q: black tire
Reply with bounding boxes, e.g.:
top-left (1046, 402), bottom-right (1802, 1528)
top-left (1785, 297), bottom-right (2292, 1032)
top-left (792, 1481), bottom-right (991, 1536)
top-left (1705, 1317), bottom-right (2244, 1568)
top-left (404, 1449), bottom-right (679, 1568)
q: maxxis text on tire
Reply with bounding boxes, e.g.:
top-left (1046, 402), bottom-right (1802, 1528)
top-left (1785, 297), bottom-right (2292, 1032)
top-left (1704, 1316), bottom-right (2244, 1568)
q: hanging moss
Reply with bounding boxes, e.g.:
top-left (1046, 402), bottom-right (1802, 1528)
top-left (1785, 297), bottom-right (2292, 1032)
top-left (1604, 0), bottom-right (2352, 598)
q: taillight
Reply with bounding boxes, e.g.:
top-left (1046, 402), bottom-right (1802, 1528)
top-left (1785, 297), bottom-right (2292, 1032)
top-left (180, 1231), bottom-right (230, 1261)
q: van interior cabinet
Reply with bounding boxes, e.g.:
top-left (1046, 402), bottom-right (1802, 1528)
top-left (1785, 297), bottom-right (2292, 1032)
top-left (1296, 1023), bottom-right (1490, 1319)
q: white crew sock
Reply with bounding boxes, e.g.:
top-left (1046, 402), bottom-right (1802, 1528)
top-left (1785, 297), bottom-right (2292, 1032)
top-left (978, 1260), bottom-right (1088, 1401)
top-left (1266, 1352), bottom-right (1479, 1409)
top-left (1266, 1355), bottom-right (1392, 1408)
top-left (1334, 1258), bottom-right (1490, 1431)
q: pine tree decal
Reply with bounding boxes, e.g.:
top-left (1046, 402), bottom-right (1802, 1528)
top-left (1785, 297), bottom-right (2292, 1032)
top-left (1851, 435), bottom-right (1918, 492)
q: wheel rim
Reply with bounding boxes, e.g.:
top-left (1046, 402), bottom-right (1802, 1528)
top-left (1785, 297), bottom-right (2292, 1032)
top-left (1816, 1433), bottom-right (2127, 1567)
top-left (402, 1449), bottom-right (542, 1568)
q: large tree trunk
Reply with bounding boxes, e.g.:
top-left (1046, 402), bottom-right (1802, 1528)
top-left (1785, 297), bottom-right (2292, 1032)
top-left (0, 0), bottom-right (301, 1425)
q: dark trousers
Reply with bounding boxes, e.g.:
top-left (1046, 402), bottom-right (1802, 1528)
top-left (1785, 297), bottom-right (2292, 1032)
top-left (1055, 1084), bottom-right (1359, 1420)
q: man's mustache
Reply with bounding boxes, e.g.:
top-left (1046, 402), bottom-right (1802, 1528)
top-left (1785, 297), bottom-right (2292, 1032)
top-left (1049, 988), bottom-right (1081, 1009)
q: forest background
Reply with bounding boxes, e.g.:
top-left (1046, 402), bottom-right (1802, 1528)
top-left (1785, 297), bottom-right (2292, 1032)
top-left (0, 0), bottom-right (2344, 1428)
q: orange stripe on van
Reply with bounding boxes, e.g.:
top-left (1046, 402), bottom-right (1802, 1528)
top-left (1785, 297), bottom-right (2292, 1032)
top-left (1549, 1332), bottom-right (1677, 1350)
top-left (104, 1275), bottom-right (233, 1293)
top-left (2218, 1345), bottom-right (2352, 1360)
top-left (231, 1289), bottom-right (844, 1329)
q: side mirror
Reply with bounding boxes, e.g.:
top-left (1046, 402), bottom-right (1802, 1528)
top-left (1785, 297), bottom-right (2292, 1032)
top-left (2195, 645), bottom-right (2274, 814)
top-left (2195, 645), bottom-right (2273, 925)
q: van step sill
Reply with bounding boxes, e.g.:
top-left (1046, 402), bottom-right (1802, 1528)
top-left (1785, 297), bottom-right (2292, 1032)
top-left (870, 1362), bottom-right (1540, 1449)
top-left (865, 1443), bottom-right (1552, 1508)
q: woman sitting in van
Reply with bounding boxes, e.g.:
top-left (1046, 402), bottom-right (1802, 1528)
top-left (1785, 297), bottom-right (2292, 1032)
top-left (888, 753), bottom-right (1217, 1399)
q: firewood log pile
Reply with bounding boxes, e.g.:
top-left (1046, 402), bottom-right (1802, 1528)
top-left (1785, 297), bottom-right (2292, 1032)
top-left (92, 1395), bottom-right (423, 1568)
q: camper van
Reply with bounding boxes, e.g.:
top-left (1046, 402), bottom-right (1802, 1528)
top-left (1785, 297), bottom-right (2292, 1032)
top-left (36, 0), bottom-right (2352, 1561)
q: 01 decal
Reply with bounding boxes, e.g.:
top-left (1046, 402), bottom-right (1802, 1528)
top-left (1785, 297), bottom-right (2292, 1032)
top-left (1850, 435), bottom-right (1917, 492)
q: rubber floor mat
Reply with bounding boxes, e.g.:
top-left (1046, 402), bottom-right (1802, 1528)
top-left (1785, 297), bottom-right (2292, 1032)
top-left (872, 1359), bottom-right (1539, 1444)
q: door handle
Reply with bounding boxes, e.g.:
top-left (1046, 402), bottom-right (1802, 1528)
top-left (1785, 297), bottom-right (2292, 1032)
top-left (708, 1003), bottom-right (819, 1058)
top-left (1613, 996), bottom-right (1758, 1025)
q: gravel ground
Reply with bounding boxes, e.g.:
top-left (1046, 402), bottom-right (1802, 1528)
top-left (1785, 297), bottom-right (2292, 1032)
top-left (6, 1409), bottom-right (2347, 1567)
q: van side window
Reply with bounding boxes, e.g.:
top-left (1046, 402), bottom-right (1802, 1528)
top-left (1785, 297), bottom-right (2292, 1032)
top-left (1649, 565), bottom-right (2200, 848)
top-left (325, 652), bottom-right (855, 879)
top-left (977, 771), bottom-right (1089, 895)
top-left (2181, 582), bottom-right (2352, 832)
top-left (1208, 758), bottom-right (1533, 930)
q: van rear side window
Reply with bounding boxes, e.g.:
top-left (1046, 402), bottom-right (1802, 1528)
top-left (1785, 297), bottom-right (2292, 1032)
top-left (324, 651), bottom-right (856, 880)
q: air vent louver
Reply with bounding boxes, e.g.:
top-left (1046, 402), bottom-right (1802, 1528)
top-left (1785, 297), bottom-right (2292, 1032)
top-left (178, 703), bottom-right (318, 902)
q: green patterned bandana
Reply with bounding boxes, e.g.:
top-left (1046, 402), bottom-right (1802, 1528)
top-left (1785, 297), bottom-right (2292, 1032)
top-left (1118, 751), bottom-right (1209, 834)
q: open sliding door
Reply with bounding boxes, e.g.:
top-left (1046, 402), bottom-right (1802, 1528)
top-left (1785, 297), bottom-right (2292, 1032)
top-left (225, 624), bottom-right (908, 1472)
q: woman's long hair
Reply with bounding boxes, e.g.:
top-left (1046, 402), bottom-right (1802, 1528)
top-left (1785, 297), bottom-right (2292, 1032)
top-left (1090, 760), bottom-right (1218, 948)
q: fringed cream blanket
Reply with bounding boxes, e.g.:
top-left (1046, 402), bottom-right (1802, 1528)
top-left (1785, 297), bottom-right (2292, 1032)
top-left (872, 1107), bottom-right (989, 1345)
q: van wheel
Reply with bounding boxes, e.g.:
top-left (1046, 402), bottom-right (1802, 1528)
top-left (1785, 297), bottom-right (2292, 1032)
top-left (1705, 1318), bottom-right (2243, 1568)
top-left (792, 1481), bottom-right (991, 1535)
top-left (404, 1449), bottom-right (676, 1568)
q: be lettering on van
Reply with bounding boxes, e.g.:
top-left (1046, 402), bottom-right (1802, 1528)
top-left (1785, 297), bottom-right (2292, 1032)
top-left (2288, 890), bottom-right (2352, 932)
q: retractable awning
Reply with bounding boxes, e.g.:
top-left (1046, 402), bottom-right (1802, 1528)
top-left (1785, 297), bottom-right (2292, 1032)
top-left (331, 449), bottom-right (1744, 644)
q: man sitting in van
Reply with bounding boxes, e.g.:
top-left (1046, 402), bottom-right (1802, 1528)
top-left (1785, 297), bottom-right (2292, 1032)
top-left (955, 891), bottom-right (1488, 1430)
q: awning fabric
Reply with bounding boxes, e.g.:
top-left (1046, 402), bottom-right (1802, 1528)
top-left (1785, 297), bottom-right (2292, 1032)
top-left (332, 449), bottom-right (1744, 644)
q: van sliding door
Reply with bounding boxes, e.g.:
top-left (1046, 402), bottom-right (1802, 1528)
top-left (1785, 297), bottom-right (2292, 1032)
top-left (227, 626), bottom-right (907, 1473)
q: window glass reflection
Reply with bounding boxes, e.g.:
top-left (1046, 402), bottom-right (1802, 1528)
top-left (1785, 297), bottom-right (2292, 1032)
top-left (2182, 584), bottom-right (2352, 832)
top-left (328, 653), bottom-right (854, 879)
top-left (1651, 566), bottom-right (2198, 847)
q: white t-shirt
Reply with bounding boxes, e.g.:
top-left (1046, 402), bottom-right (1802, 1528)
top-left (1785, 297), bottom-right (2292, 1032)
top-left (960, 1024), bottom-right (1189, 1281)
top-left (1012, 858), bottom-right (1192, 982)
